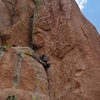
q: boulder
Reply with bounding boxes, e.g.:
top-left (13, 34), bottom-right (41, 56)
top-left (0, 47), bottom-right (49, 100)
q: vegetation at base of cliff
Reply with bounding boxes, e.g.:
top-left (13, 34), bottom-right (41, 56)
top-left (6, 95), bottom-right (16, 100)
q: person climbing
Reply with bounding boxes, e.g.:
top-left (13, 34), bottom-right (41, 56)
top-left (40, 54), bottom-right (48, 63)
top-left (40, 54), bottom-right (50, 70)
top-left (24, 52), bottom-right (50, 70)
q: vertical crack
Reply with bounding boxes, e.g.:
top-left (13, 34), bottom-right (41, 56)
top-left (24, 52), bottom-right (51, 98)
top-left (45, 68), bottom-right (51, 98)
top-left (29, 15), bottom-right (34, 49)
top-left (31, 0), bottom-right (45, 50)
top-left (31, 0), bottom-right (51, 99)
top-left (3, 0), bottom-right (17, 25)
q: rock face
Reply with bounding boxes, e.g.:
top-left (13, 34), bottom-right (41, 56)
top-left (0, 0), bottom-right (34, 46)
top-left (34, 0), bottom-right (100, 100)
top-left (0, 47), bottom-right (49, 100)
top-left (0, 0), bottom-right (100, 100)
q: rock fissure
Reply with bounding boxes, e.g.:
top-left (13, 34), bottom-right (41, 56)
top-left (3, 0), bottom-right (17, 25)
top-left (31, 2), bottom-right (39, 50)
top-left (23, 48), bottom-right (51, 98)
top-left (31, 2), bottom-right (51, 97)
top-left (29, 15), bottom-right (34, 49)
top-left (24, 50), bottom-right (51, 97)
top-left (45, 69), bottom-right (51, 98)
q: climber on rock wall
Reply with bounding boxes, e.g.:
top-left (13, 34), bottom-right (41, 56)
top-left (40, 54), bottom-right (50, 70)
top-left (40, 54), bottom-right (48, 63)
top-left (25, 50), bottom-right (50, 70)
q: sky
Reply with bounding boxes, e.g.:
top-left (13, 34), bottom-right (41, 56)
top-left (75, 0), bottom-right (100, 34)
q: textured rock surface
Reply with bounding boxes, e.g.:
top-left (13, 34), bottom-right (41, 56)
top-left (0, 47), bottom-right (49, 100)
top-left (34, 0), bottom-right (100, 100)
top-left (0, 0), bottom-right (34, 46)
top-left (0, 0), bottom-right (100, 100)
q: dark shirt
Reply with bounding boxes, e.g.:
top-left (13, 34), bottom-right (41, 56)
top-left (40, 55), bottom-right (48, 63)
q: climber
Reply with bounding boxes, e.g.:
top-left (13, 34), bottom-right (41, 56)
top-left (25, 52), bottom-right (50, 70)
top-left (40, 54), bottom-right (48, 63)
top-left (40, 54), bottom-right (50, 70)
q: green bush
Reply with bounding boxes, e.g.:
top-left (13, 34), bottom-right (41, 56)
top-left (6, 95), bottom-right (16, 100)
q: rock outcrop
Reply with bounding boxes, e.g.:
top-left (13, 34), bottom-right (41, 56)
top-left (0, 0), bottom-right (34, 46)
top-left (0, 47), bottom-right (49, 100)
top-left (33, 0), bottom-right (100, 100)
top-left (0, 0), bottom-right (100, 100)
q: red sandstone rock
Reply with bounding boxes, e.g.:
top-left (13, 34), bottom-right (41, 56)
top-left (34, 0), bottom-right (100, 100)
top-left (0, 0), bottom-right (100, 100)
top-left (0, 47), bottom-right (49, 100)
top-left (0, 0), bottom-right (34, 46)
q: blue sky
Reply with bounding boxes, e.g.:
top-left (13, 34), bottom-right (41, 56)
top-left (75, 0), bottom-right (100, 34)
